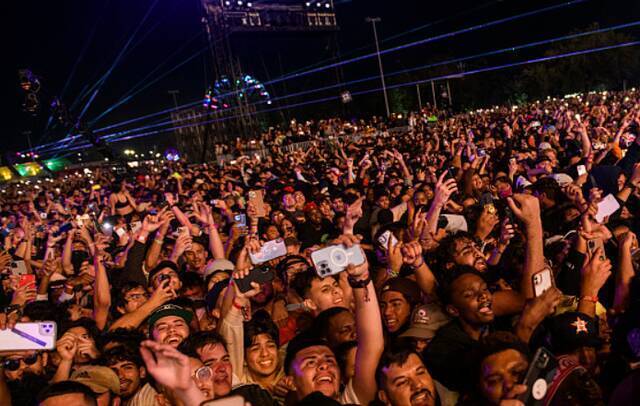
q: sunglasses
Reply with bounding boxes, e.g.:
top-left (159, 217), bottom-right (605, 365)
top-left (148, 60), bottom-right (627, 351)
top-left (2, 354), bottom-right (39, 371)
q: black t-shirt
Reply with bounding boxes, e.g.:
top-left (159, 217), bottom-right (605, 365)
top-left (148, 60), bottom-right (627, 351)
top-left (296, 219), bottom-right (337, 249)
top-left (422, 320), bottom-right (489, 393)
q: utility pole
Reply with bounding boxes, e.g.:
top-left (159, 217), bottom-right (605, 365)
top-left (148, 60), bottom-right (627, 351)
top-left (365, 17), bottom-right (390, 117)
top-left (168, 90), bottom-right (180, 109)
top-left (431, 81), bottom-right (437, 109)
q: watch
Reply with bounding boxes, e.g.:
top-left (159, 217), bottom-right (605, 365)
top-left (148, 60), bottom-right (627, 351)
top-left (2, 304), bottom-right (21, 315)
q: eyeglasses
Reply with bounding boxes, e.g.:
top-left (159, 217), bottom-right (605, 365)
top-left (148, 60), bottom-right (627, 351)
top-left (2, 354), bottom-right (39, 371)
top-left (192, 366), bottom-right (212, 383)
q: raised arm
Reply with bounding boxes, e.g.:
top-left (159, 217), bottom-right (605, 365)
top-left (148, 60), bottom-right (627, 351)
top-left (507, 194), bottom-right (544, 299)
top-left (339, 235), bottom-right (384, 406)
top-left (93, 235), bottom-right (112, 330)
top-left (613, 232), bottom-right (637, 312)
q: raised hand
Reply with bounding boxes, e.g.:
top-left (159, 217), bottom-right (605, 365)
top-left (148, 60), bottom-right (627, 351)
top-left (506, 193), bottom-right (541, 227)
top-left (581, 247), bottom-right (612, 297)
top-left (400, 240), bottom-right (424, 268)
top-left (140, 340), bottom-right (196, 394)
top-left (56, 332), bottom-right (78, 361)
top-left (432, 171), bottom-right (458, 208)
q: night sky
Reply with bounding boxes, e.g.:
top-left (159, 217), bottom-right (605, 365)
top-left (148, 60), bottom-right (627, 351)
top-left (6, 0), bottom-right (639, 154)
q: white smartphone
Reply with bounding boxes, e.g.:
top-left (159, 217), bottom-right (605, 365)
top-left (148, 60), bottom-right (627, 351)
top-left (577, 165), bottom-right (587, 176)
top-left (0, 322), bottom-right (57, 351)
top-left (249, 238), bottom-right (287, 265)
top-left (377, 230), bottom-right (398, 251)
top-left (115, 227), bottom-right (126, 238)
top-left (130, 221), bottom-right (142, 234)
top-left (10, 260), bottom-right (28, 275)
top-left (311, 244), bottom-right (366, 278)
top-left (532, 268), bottom-right (554, 297)
top-left (595, 194), bottom-right (620, 223)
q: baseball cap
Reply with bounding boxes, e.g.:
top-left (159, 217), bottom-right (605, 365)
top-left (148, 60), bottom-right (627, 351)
top-left (538, 142), bottom-right (553, 151)
top-left (203, 259), bottom-right (235, 278)
top-left (380, 277), bottom-right (422, 305)
top-left (148, 304), bottom-right (193, 332)
top-left (70, 366), bottom-right (120, 395)
top-left (547, 311), bottom-right (601, 354)
top-left (400, 304), bottom-right (450, 340)
top-left (550, 173), bottom-right (574, 187)
top-left (147, 260), bottom-right (179, 284)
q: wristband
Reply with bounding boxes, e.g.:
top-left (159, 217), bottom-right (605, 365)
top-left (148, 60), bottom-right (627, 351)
top-left (410, 260), bottom-right (425, 270)
top-left (154, 238), bottom-right (164, 245)
top-left (579, 295), bottom-right (598, 303)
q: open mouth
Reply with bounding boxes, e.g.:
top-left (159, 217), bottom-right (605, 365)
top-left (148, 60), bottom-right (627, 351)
top-left (314, 374), bottom-right (335, 386)
top-left (410, 389), bottom-right (434, 405)
top-left (478, 301), bottom-right (493, 316)
top-left (258, 359), bottom-right (274, 368)
top-left (166, 335), bottom-right (182, 345)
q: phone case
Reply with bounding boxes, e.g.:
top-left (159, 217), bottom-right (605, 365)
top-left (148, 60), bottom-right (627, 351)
top-left (19, 274), bottom-right (36, 288)
top-left (377, 231), bottom-right (398, 251)
top-left (248, 190), bottom-right (266, 217)
top-left (0, 322), bottom-right (57, 351)
top-left (249, 239), bottom-right (287, 265)
top-left (10, 260), bottom-right (28, 275)
top-left (311, 244), bottom-right (366, 278)
top-left (517, 347), bottom-right (558, 405)
top-left (235, 266), bottom-right (275, 293)
top-left (532, 268), bottom-right (553, 297)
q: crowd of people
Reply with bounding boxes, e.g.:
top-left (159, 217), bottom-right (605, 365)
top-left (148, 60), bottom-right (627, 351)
top-left (1, 88), bottom-right (640, 406)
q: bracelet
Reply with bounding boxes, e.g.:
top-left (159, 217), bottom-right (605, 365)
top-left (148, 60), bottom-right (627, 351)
top-left (153, 238), bottom-right (164, 245)
top-left (347, 274), bottom-right (371, 289)
top-left (579, 295), bottom-right (598, 303)
top-left (232, 299), bottom-right (251, 321)
top-left (410, 260), bottom-right (425, 270)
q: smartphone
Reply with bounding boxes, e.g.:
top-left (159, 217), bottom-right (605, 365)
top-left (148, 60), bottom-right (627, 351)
top-left (235, 265), bottom-right (275, 293)
top-left (517, 347), bottom-right (558, 405)
top-left (311, 244), bottom-right (366, 278)
top-left (594, 194), bottom-right (620, 223)
top-left (130, 221), bottom-right (142, 234)
top-left (576, 164), bottom-right (587, 177)
top-left (249, 239), bottom-right (287, 265)
top-left (0, 322), bottom-right (57, 351)
top-left (201, 396), bottom-right (244, 406)
top-left (377, 230), bottom-right (398, 251)
top-left (234, 214), bottom-right (247, 227)
top-left (532, 268), bottom-right (554, 297)
top-left (10, 260), bottom-right (28, 275)
top-left (54, 222), bottom-right (73, 237)
top-left (114, 227), bottom-right (126, 238)
top-left (587, 238), bottom-right (605, 260)
top-left (248, 190), bottom-right (266, 218)
top-left (18, 274), bottom-right (36, 289)
top-left (286, 303), bottom-right (308, 312)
